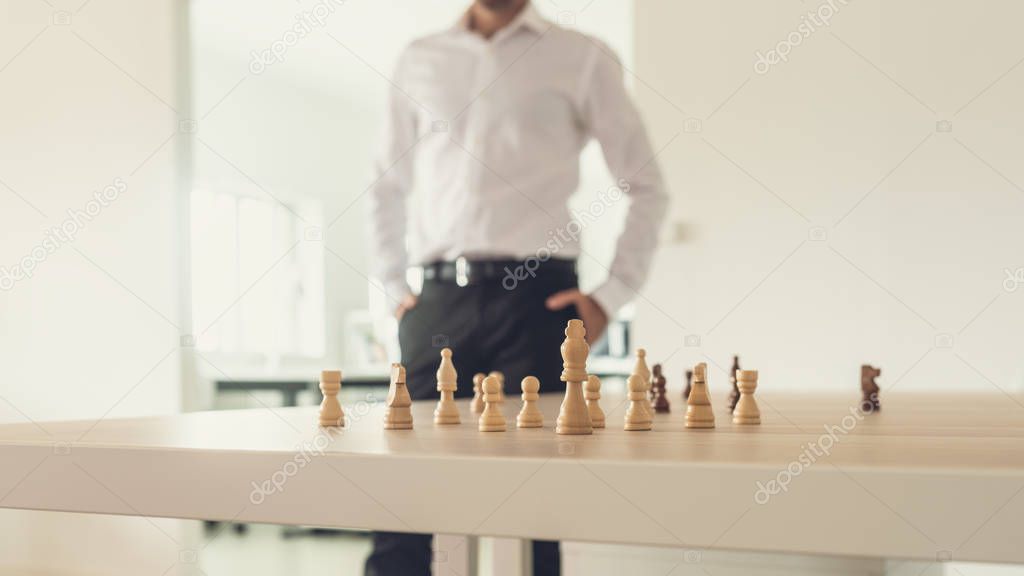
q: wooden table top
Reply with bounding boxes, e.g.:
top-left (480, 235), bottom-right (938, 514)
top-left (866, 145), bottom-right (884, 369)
top-left (2, 392), bottom-right (1021, 470)
top-left (2, 392), bottom-right (1022, 564)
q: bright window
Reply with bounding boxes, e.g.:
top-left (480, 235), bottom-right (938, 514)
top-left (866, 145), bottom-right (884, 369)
top-left (190, 189), bottom-right (325, 359)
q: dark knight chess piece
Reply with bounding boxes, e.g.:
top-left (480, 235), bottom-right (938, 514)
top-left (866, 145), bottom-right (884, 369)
top-left (652, 363), bottom-right (670, 413)
top-left (860, 364), bottom-right (881, 412)
top-left (727, 355), bottom-right (741, 412)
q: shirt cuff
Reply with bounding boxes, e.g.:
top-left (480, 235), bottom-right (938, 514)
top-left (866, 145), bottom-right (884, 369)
top-left (590, 274), bottom-right (636, 319)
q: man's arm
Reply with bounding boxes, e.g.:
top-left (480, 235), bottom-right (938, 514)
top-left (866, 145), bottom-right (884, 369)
top-left (366, 51), bottom-right (419, 316)
top-left (553, 39), bottom-right (670, 323)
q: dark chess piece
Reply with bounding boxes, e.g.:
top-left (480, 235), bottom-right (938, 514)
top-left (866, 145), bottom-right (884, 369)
top-left (652, 364), bottom-right (670, 413)
top-left (727, 355), bottom-right (741, 412)
top-left (683, 369), bottom-right (693, 401)
top-left (861, 365), bottom-right (881, 412)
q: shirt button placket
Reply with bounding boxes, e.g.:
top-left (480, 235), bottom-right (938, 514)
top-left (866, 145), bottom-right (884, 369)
top-left (461, 42), bottom-right (498, 251)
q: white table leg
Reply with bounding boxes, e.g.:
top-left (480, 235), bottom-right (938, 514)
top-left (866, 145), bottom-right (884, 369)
top-left (479, 536), bottom-right (530, 576)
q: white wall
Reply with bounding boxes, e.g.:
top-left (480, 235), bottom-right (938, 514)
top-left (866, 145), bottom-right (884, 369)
top-left (633, 0), bottom-right (1024, 395)
top-left (0, 0), bottom-right (190, 572)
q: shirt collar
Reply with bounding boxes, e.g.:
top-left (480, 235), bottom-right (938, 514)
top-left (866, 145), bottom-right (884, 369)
top-left (455, 2), bottom-right (548, 39)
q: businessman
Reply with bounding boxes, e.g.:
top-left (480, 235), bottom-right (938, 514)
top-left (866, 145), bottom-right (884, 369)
top-left (365, 0), bottom-right (668, 574)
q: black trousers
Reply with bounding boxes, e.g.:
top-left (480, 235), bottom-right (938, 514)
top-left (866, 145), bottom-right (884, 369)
top-left (364, 261), bottom-right (577, 576)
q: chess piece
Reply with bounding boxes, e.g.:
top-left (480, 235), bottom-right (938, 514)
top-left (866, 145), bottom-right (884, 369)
top-left (733, 370), bottom-right (761, 425)
top-left (685, 363), bottom-right (715, 429)
top-left (489, 371), bottom-right (507, 412)
top-left (624, 374), bottom-right (652, 431)
top-left (652, 364), bottom-right (670, 413)
top-left (517, 376), bottom-right (543, 428)
top-left (384, 363), bottom-right (413, 430)
top-left (634, 348), bottom-right (651, 382)
top-left (630, 344), bottom-right (655, 416)
top-left (479, 375), bottom-right (507, 432)
top-left (727, 355), bottom-right (741, 412)
top-left (683, 369), bottom-right (693, 401)
top-left (471, 373), bottom-right (486, 414)
top-left (861, 365), bottom-right (881, 412)
top-left (584, 374), bottom-right (605, 428)
top-left (434, 348), bottom-right (460, 425)
top-left (556, 319), bottom-right (593, 435)
top-left (490, 370), bottom-right (506, 403)
top-left (318, 370), bottom-right (344, 427)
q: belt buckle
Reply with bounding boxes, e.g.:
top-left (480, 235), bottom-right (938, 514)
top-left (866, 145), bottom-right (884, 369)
top-left (455, 256), bottom-right (469, 287)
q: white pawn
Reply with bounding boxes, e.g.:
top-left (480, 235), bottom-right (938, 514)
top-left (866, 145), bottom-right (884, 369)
top-left (517, 376), bottom-right (543, 428)
top-left (624, 374), bottom-right (652, 431)
top-left (489, 370), bottom-right (506, 404)
top-left (434, 348), bottom-right (460, 425)
top-left (494, 372), bottom-right (506, 410)
top-left (585, 374), bottom-right (605, 429)
top-left (733, 370), bottom-right (761, 425)
top-left (479, 375), bottom-right (507, 432)
top-left (634, 348), bottom-right (654, 414)
top-left (556, 319), bottom-right (593, 435)
top-left (685, 362), bottom-right (715, 429)
top-left (318, 370), bottom-right (344, 427)
top-left (384, 363), bottom-right (413, 430)
top-left (471, 373), bottom-right (486, 414)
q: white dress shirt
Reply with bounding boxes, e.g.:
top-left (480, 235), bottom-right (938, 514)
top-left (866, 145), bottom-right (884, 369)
top-left (367, 3), bottom-right (668, 316)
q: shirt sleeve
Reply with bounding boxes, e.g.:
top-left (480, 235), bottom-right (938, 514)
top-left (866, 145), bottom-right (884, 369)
top-left (366, 50), bottom-right (420, 312)
top-left (578, 39), bottom-right (670, 317)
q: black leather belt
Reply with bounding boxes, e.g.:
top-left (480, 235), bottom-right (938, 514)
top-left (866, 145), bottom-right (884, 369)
top-left (421, 257), bottom-right (576, 286)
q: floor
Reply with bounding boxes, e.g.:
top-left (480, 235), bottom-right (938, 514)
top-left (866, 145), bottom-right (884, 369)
top-left (199, 526), bottom-right (1024, 576)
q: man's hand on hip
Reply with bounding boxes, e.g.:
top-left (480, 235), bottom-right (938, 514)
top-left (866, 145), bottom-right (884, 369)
top-left (395, 294), bottom-right (418, 321)
top-left (545, 289), bottom-right (609, 344)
